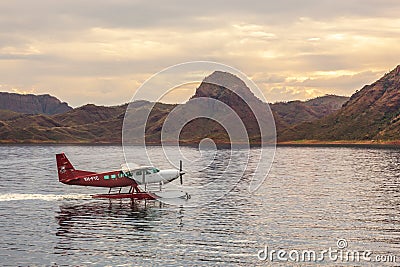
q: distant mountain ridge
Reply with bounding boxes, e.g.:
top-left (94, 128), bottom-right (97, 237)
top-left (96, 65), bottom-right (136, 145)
top-left (5, 68), bottom-right (395, 144)
top-left (271, 95), bottom-right (349, 133)
top-left (279, 65), bottom-right (400, 141)
top-left (0, 103), bottom-right (128, 143)
top-left (0, 92), bottom-right (72, 115)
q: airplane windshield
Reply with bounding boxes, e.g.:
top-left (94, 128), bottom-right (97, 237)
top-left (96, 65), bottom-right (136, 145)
top-left (121, 170), bottom-right (132, 178)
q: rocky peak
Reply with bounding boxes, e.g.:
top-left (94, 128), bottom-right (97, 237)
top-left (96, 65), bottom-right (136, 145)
top-left (192, 71), bottom-right (262, 104)
top-left (183, 71), bottom-right (273, 143)
top-left (0, 92), bottom-right (72, 115)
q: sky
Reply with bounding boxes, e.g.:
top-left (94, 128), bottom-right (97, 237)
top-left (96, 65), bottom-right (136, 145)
top-left (1, 0), bottom-right (400, 107)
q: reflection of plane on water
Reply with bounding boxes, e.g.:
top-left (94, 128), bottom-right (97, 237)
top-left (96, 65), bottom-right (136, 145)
top-left (56, 153), bottom-right (189, 200)
top-left (54, 201), bottom-right (165, 248)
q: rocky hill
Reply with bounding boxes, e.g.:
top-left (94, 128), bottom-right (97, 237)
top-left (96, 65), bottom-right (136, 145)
top-left (279, 65), bottom-right (400, 141)
top-left (0, 92), bottom-right (72, 115)
top-left (181, 71), bottom-right (273, 144)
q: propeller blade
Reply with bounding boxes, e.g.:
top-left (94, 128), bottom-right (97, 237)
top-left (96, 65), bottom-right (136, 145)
top-left (179, 160), bottom-right (183, 185)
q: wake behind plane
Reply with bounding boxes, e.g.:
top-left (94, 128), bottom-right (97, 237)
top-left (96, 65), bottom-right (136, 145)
top-left (56, 153), bottom-right (189, 200)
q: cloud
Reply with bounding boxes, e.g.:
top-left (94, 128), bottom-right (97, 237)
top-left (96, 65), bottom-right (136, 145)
top-left (266, 86), bottom-right (325, 103)
top-left (259, 70), bottom-right (385, 103)
top-left (0, 1), bottom-right (399, 106)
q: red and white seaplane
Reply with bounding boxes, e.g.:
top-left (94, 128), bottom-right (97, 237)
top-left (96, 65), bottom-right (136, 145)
top-left (56, 153), bottom-right (189, 200)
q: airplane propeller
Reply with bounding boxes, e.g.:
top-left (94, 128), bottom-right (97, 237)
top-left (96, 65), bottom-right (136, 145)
top-left (179, 160), bottom-right (185, 185)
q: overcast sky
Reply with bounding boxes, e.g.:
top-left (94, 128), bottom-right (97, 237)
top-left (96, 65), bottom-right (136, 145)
top-left (1, 0), bottom-right (400, 107)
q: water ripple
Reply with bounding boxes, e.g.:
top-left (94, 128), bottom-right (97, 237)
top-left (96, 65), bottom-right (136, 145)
top-left (0, 145), bottom-right (400, 266)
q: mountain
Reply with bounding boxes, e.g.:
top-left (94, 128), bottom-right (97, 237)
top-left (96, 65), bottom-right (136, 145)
top-left (0, 70), bottom-right (378, 144)
top-left (0, 101), bottom-right (178, 143)
top-left (123, 71), bottom-right (274, 145)
top-left (0, 104), bottom-right (125, 143)
top-left (279, 65), bottom-right (400, 141)
top-left (271, 95), bottom-right (349, 132)
top-left (120, 72), bottom-right (346, 145)
top-left (178, 71), bottom-right (274, 144)
top-left (0, 92), bottom-right (72, 115)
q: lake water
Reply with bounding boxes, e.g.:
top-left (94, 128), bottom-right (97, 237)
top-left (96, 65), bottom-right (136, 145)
top-left (1, 145), bottom-right (400, 266)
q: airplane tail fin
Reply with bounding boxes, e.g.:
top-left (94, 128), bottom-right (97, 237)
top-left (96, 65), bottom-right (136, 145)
top-left (56, 153), bottom-right (96, 183)
top-left (56, 153), bottom-right (76, 183)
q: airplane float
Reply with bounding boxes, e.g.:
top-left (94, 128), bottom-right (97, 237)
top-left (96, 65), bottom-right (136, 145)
top-left (56, 153), bottom-right (189, 200)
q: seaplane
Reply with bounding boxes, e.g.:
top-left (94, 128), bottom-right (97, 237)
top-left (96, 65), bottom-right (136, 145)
top-left (56, 153), bottom-right (189, 200)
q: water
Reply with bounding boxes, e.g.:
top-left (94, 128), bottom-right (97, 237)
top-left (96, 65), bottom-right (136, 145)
top-left (1, 145), bottom-right (400, 266)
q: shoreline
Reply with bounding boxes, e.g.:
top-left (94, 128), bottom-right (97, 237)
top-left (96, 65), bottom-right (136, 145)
top-left (1, 139), bottom-right (400, 148)
top-left (277, 140), bottom-right (400, 148)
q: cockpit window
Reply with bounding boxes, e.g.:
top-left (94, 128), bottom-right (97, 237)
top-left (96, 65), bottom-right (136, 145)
top-left (133, 168), bottom-right (159, 176)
